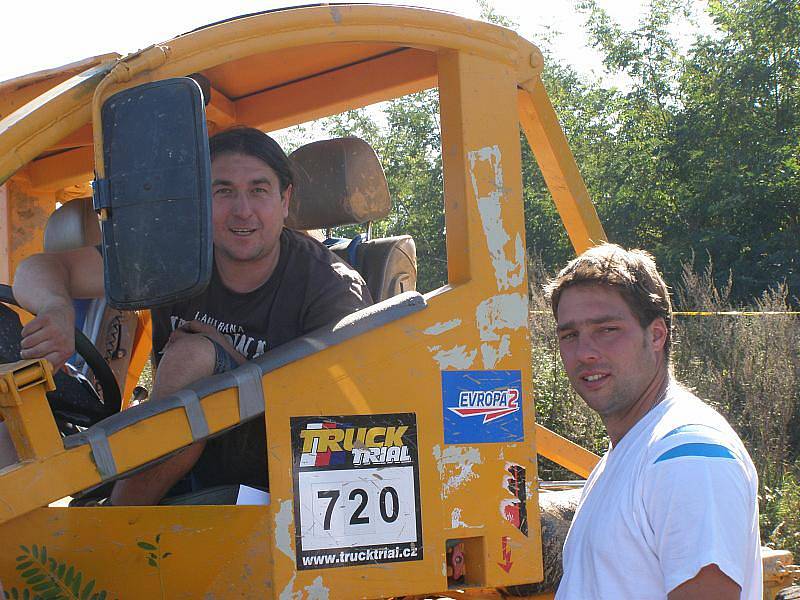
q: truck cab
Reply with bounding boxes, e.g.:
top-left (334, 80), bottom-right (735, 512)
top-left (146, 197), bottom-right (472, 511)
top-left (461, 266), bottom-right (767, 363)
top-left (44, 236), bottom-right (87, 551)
top-left (0, 5), bottom-right (610, 598)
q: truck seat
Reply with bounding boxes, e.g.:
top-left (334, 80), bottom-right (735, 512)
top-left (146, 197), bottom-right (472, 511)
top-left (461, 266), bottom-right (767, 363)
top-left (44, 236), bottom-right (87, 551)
top-left (43, 198), bottom-right (138, 400)
top-left (287, 137), bottom-right (417, 302)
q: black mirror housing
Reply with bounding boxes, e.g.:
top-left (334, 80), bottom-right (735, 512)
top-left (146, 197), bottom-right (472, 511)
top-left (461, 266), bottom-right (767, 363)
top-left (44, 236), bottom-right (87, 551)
top-left (94, 77), bottom-right (212, 309)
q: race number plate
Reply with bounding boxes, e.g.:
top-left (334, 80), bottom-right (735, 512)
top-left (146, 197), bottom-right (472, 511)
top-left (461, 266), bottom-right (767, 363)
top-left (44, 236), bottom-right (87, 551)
top-left (291, 413), bottom-right (423, 570)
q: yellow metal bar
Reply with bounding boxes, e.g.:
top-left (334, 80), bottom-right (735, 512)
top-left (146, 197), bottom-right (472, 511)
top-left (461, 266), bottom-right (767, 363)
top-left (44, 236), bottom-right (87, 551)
top-left (0, 177), bottom-right (54, 286)
top-left (91, 45), bottom-right (171, 181)
top-left (1, 6), bottom-right (541, 189)
top-left (205, 85), bottom-right (237, 132)
top-left (238, 48), bottom-right (438, 133)
top-left (122, 310), bottom-right (153, 408)
top-left (518, 83), bottom-right (606, 253)
top-left (437, 50), bottom-right (471, 285)
top-left (27, 146), bottom-right (93, 191)
top-left (535, 423), bottom-right (600, 478)
top-left (0, 359), bottom-right (59, 461)
top-left (0, 61), bottom-right (116, 186)
top-left (0, 380), bottom-right (242, 526)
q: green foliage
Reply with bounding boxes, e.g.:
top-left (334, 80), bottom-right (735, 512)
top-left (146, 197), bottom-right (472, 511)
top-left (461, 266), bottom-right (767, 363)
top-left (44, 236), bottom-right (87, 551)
top-left (572, 0), bottom-right (800, 301)
top-left (4, 545), bottom-right (109, 600)
top-left (137, 533), bottom-right (171, 569)
top-left (762, 471), bottom-right (800, 558)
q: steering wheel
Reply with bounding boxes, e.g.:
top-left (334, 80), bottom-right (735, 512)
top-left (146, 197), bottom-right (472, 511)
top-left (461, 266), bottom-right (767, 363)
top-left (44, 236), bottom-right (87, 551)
top-left (0, 283), bottom-right (121, 428)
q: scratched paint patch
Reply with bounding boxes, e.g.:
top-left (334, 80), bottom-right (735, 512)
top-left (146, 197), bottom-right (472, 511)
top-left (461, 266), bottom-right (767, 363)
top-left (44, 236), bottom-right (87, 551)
top-left (467, 145), bottom-right (525, 291)
top-left (476, 293), bottom-right (528, 369)
top-left (442, 370), bottom-right (524, 443)
top-left (429, 344), bottom-right (477, 370)
top-left (433, 444), bottom-right (483, 498)
top-left (500, 464), bottom-right (529, 536)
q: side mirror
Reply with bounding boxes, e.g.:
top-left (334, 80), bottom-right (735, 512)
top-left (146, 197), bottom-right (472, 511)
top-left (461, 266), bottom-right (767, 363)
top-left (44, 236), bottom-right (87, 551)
top-left (94, 77), bottom-right (212, 309)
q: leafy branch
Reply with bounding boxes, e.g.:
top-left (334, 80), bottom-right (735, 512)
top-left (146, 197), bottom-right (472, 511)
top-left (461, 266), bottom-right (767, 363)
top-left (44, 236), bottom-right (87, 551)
top-left (4, 544), bottom-right (109, 600)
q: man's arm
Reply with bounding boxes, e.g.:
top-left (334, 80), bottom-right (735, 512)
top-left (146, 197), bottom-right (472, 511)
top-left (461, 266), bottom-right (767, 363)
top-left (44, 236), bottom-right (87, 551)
top-left (643, 430), bottom-right (759, 598)
top-left (12, 247), bottom-right (104, 370)
top-left (668, 564), bottom-right (741, 600)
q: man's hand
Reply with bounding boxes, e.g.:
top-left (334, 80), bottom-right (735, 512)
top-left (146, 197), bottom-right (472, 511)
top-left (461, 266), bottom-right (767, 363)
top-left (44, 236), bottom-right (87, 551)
top-left (19, 302), bottom-right (76, 371)
top-left (166, 320), bottom-right (246, 366)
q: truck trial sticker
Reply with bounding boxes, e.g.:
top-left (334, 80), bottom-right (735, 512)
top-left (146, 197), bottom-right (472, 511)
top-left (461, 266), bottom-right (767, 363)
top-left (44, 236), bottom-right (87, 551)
top-left (291, 413), bottom-right (423, 570)
top-left (442, 370), bottom-right (524, 443)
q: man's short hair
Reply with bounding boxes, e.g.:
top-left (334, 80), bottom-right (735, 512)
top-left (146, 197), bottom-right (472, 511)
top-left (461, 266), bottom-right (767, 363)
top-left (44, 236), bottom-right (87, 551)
top-left (209, 126), bottom-right (294, 192)
top-left (545, 243), bottom-right (673, 358)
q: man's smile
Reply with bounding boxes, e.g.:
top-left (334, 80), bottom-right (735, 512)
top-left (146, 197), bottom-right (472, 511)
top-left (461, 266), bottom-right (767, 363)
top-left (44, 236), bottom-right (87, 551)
top-left (229, 227), bottom-right (258, 236)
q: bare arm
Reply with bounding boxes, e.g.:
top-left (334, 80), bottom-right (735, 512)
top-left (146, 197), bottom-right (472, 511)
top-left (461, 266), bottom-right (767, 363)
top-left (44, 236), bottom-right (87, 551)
top-left (668, 564), bottom-right (741, 600)
top-left (12, 247), bottom-right (104, 370)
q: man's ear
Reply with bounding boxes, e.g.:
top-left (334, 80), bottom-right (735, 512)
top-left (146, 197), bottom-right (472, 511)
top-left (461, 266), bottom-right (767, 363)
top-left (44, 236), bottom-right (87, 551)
top-left (281, 183), bottom-right (292, 219)
top-left (649, 317), bottom-right (668, 352)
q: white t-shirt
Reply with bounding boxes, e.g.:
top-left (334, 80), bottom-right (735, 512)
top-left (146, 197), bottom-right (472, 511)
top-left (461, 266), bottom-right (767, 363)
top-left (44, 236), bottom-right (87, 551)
top-left (556, 381), bottom-right (762, 599)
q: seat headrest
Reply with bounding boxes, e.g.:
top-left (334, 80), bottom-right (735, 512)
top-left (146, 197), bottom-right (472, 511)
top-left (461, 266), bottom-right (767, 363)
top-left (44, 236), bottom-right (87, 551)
top-left (286, 137), bottom-right (391, 230)
top-left (44, 198), bottom-right (101, 252)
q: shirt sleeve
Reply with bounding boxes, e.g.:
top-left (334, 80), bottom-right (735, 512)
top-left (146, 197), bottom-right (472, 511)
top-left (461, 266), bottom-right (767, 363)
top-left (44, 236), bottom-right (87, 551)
top-left (640, 433), bottom-right (757, 594)
top-left (301, 261), bottom-right (373, 333)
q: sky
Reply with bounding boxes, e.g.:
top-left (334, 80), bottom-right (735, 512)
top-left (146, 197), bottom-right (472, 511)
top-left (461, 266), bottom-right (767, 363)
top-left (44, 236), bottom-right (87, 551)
top-left (1, 0), bottom-right (715, 85)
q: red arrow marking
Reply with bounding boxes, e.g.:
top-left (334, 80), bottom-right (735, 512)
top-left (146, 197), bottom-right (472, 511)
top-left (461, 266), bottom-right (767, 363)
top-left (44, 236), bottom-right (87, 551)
top-left (498, 536), bottom-right (513, 573)
top-left (448, 406), bottom-right (519, 423)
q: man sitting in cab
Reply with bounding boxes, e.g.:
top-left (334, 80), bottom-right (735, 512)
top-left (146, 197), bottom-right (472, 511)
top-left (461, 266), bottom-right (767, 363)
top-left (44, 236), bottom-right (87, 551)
top-left (10, 127), bottom-right (372, 505)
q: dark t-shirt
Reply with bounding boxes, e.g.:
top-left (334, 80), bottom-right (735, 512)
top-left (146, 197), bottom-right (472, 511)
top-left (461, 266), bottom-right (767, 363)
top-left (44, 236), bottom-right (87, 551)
top-left (151, 228), bottom-right (372, 490)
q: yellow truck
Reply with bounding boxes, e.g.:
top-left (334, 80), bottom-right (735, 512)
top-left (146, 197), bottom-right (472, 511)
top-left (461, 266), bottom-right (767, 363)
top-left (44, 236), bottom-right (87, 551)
top-left (0, 4), bottom-right (795, 598)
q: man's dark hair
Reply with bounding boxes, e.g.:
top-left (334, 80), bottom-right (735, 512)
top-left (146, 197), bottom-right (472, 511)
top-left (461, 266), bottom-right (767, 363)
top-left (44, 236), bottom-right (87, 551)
top-left (544, 243), bottom-right (673, 358)
top-left (209, 126), bottom-right (293, 192)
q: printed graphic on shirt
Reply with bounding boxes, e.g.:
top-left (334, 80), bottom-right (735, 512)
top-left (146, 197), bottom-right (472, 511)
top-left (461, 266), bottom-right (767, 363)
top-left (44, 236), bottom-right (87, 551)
top-left (442, 370), bottom-right (524, 443)
top-left (168, 312), bottom-right (269, 360)
top-left (291, 413), bottom-right (423, 570)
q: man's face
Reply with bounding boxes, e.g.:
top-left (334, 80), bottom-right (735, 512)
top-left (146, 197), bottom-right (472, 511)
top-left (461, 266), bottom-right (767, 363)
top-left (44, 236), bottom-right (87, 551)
top-left (211, 152), bottom-right (290, 265)
top-left (556, 284), bottom-right (666, 419)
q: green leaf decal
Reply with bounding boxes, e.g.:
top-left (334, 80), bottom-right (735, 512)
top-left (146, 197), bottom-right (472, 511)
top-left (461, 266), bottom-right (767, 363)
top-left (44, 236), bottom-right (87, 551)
top-left (71, 571), bottom-right (82, 595)
top-left (136, 542), bottom-right (157, 551)
top-left (162, 552), bottom-right (172, 559)
top-left (81, 578), bottom-right (95, 600)
top-left (12, 540), bottom-right (113, 600)
top-left (147, 558), bottom-right (157, 567)
top-left (155, 533), bottom-right (161, 544)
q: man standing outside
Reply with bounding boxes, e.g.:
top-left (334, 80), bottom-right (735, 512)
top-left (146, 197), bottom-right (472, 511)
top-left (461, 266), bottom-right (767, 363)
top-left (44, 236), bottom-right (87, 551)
top-left (547, 243), bottom-right (761, 599)
top-left (11, 127), bottom-right (371, 505)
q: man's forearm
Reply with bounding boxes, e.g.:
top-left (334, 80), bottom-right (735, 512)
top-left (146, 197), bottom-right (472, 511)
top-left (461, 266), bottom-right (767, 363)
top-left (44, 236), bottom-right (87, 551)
top-left (109, 441), bottom-right (207, 505)
top-left (12, 253), bottom-right (74, 315)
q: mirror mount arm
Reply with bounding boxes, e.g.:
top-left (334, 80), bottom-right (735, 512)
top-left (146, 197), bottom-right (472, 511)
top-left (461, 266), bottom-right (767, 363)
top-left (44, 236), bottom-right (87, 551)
top-left (90, 45), bottom-right (171, 190)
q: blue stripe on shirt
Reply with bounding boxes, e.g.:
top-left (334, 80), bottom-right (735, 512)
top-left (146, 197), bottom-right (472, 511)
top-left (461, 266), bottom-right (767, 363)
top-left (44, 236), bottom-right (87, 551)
top-left (662, 423), bottom-right (722, 438)
top-left (654, 442), bottom-right (736, 463)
